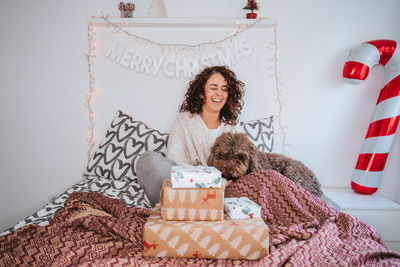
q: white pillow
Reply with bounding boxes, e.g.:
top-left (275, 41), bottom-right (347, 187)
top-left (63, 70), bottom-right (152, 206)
top-left (85, 110), bottom-right (169, 182)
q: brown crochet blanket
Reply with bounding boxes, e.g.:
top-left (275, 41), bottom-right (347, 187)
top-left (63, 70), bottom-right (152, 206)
top-left (1, 169), bottom-right (399, 266)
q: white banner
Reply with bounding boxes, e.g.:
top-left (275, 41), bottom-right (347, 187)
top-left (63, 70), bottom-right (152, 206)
top-left (105, 37), bottom-right (252, 78)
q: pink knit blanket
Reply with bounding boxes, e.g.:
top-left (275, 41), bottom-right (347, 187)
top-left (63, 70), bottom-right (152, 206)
top-left (1, 169), bottom-right (399, 266)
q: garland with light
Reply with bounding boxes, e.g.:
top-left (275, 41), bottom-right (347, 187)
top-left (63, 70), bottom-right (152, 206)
top-left (83, 23), bottom-right (97, 165)
top-left (84, 15), bottom-right (287, 164)
top-left (100, 15), bottom-right (266, 51)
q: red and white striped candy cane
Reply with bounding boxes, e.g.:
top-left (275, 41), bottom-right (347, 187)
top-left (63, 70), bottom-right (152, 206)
top-left (343, 39), bottom-right (400, 194)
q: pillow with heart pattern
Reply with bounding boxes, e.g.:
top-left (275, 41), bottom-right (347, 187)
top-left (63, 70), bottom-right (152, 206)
top-left (85, 110), bottom-right (273, 182)
top-left (85, 110), bottom-right (169, 182)
top-left (239, 116), bottom-right (273, 153)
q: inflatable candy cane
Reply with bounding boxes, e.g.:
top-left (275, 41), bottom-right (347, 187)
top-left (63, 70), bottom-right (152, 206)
top-left (343, 39), bottom-right (400, 194)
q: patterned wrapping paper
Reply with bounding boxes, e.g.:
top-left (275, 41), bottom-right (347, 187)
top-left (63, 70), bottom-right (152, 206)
top-left (224, 197), bottom-right (261, 219)
top-left (143, 204), bottom-right (270, 260)
top-left (161, 179), bottom-right (224, 221)
top-left (171, 166), bottom-right (222, 188)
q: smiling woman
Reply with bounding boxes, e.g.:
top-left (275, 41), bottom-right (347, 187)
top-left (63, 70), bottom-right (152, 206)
top-left (179, 65), bottom-right (245, 126)
top-left (168, 65), bottom-right (245, 164)
top-left (137, 65), bottom-right (245, 206)
top-left (200, 72), bottom-right (229, 129)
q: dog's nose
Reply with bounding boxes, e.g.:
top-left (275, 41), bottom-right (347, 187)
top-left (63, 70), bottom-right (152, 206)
top-left (223, 170), bottom-right (232, 178)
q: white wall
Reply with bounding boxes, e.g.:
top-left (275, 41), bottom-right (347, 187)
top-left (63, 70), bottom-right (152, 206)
top-left (1, 0), bottom-right (399, 232)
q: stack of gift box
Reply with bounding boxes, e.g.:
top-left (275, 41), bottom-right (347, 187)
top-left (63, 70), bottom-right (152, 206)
top-left (143, 165), bottom-right (270, 260)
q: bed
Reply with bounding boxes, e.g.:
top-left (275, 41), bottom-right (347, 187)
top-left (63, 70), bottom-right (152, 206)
top-left (1, 110), bottom-right (399, 266)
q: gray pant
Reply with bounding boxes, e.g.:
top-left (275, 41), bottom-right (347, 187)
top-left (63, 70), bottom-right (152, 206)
top-left (136, 151), bottom-right (176, 207)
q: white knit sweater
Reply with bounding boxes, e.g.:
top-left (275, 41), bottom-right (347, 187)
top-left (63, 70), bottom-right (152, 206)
top-left (166, 111), bottom-right (238, 166)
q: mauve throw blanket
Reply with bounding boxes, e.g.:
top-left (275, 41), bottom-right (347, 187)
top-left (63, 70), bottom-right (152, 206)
top-left (1, 170), bottom-right (399, 266)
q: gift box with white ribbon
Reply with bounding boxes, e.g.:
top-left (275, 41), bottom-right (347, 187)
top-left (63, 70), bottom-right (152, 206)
top-left (170, 165), bottom-right (222, 188)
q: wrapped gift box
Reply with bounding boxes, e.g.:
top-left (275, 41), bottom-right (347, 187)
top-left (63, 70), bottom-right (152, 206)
top-left (143, 204), bottom-right (270, 260)
top-left (161, 179), bottom-right (224, 221)
top-left (224, 197), bottom-right (261, 219)
top-left (171, 165), bottom-right (222, 188)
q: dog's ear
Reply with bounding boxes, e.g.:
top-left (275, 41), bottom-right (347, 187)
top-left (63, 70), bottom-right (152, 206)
top-left (207, 135), bottom-right (220, 166)
top-left (208, 132), bottom-right (230, 166)
top-left (236, 133), bottom-right (262, 174)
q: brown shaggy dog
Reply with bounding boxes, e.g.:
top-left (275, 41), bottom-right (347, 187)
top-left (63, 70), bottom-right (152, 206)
top-left (208, 132), bottom-right (323, 197)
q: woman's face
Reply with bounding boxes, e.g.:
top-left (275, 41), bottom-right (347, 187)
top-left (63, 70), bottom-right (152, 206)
top-left (202, 72), bottom-right (228, 114)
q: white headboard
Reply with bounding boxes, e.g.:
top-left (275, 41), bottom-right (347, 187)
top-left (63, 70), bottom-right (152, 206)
top-left (87, 17), bottom-right (281, 151)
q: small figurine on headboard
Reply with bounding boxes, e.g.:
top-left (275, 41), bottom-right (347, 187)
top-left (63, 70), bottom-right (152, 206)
top-left (149, 0), bottom-right (168, 18)
top-left (118, 2), bottom-right (135, 18)
top-left (243, 0), bottom-right (259, 19)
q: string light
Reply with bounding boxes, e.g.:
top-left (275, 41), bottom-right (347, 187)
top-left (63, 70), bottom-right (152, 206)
top-left (84, 16), bottom-right (287, 163)
top-left (84, 22), bottom-right (97, 165)
top-left (270, 24), bottom-right (288, 154)
top-left (97, 15), bottom-right (268, 51)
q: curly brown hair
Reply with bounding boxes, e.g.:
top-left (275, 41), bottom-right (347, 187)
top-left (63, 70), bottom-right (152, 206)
top-left (179, 66), bottom-right (245, 125)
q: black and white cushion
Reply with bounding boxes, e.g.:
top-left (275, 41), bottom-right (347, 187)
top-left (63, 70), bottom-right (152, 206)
top-left (85, 110), bottom-right (169, 182)
top-left (239, 116), bottom-right (274, 152)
